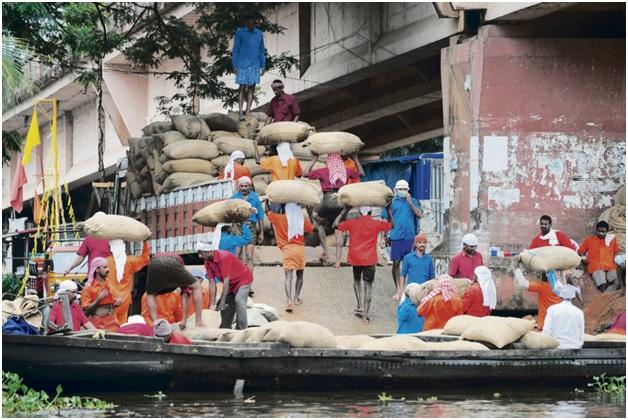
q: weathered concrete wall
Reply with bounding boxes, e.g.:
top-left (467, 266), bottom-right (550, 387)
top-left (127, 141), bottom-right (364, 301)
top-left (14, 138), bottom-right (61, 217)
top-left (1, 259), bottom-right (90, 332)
top-left (442, 25), bottom-right (626, 254)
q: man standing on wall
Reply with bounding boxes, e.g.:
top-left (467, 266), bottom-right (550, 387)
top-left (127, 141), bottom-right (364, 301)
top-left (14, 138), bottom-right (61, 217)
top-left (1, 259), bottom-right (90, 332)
top-left (232, 12), bottom-right (265, 120)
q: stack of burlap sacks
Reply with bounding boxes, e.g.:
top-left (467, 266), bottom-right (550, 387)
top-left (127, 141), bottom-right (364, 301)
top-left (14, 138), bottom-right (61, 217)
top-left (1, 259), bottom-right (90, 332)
top-left (125, 112), bottom-right (270, 198)
top-left (599, 185), bottom-right (626, 252)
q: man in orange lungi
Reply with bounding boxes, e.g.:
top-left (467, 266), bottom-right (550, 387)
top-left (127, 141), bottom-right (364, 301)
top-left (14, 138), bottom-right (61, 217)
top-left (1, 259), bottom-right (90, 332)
top-left (81, 257), bottom-right (121, 331)
top-left (106, 240), bottom-right (151, 325)
top-left (266, 201), bottom-right (322, 312)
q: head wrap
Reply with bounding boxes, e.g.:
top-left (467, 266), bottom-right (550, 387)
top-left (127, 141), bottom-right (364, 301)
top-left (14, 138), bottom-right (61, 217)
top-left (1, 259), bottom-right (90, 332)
top-left (474, 266), bottom-right (497, 309)
top-left (237, 176), bottom-right (252, 186)
top-left (87, 257), bottom-right (109, 286)
top-left (195, 241), bottom-right (213, 252)
top-left (55, 280), bottom-right (78, 299)
top-left (121, 315), bottom-right (146, 327)
top-left (224, 150), bottom-right (245, 180)
top-left (276, 142), bottom-right (293, 167)
top-left (418, 275), bottom-right (456, 310)
top-left (109, 239), bottom-right (127, 283)
top-left (359, 206), bottom-right (372, 216)
top-left (415, 234), bottom-right (428, 243)
top-left (394, 180), bottom-right (409, 191)
top-left (462, 233), bottom-right (479, 247)
top-left (326, 152), bottom-right (347, 185)
top-left (558, 283), bottom-right (580, 300)
top-left (285, 203), bottom-right (304, 241)
top-left (212, 223), bottom-right (231, 251)
top-left (153, 319), bottom-right (173, 337)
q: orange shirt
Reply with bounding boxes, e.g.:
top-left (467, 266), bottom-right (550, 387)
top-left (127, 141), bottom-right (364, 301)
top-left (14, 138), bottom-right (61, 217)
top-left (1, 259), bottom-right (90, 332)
top-left (81, 279), bottom-right (116, 308)
top-left (219, 163), bottom-right (252, 182)
top-left (528, 280), bottom-right (561, 330)
top-left (267, 211), bottom-right (314, 248)
top-left (141, 292), bottom-right (184, 326)
top-left (577, 235), bottom-right (619, 274)
top-left (343, 158), bottom-right (360, 184)
top-left (260, 156), bottom-right (303, 181)
top-left (106, 241), bottom-right (151, 325)
top-left (418, 295), bottom-right (463, 330)
top-left (185, 288), bottom-right (211, 317)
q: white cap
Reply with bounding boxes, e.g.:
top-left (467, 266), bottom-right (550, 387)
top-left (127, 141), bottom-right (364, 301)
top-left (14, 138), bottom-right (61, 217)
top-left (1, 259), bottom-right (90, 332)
top-left (57, 280), bottom-right (78, 294)
top-left (195, 241), bottom-right (213, 252)
top-left (394, 180), bottom-right (409, 190)
top-left (558, 284), bottom-right (580, 300)
top-left (121, 315), bottom-right (146, 327)
top-left (462, 233), bottom-right (479, 247)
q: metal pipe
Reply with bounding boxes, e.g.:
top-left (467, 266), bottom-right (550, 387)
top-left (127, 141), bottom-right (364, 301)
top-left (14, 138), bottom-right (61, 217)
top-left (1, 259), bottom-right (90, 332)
top-left (60, 293), bottom-right (74, 331)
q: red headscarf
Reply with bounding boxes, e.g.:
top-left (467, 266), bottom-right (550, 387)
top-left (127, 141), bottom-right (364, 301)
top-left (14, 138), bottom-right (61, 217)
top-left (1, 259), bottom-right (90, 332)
top-left (87, 257), bottom-right (109, 286)
top-left (418, 275), bottom-right (456, 310)
top-left (326, 153), bottom-right (347, 185)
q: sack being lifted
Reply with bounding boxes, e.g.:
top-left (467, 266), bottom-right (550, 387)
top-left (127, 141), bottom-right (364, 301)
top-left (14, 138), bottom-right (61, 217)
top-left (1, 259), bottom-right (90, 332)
top-left (266, 180), bottom-right (322, 207)
top-left (337, 181), bottom-right (393, 208)
top-left (192, 199), bottom-right (256, 227)
top-left (257, 121), bottom-right (314, 145)
top-left (302, 132), bottom-right (363, 155)
top-left (519, 246), bottom-right (582, 272)
top-left (82, 213), bottom-right (151, 242)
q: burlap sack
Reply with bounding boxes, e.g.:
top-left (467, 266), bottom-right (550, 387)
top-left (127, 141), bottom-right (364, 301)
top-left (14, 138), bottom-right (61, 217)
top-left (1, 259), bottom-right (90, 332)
top-left (245, 320), bottom-right (289, 343)
top-left (238, 116), bottom-right (259, 129)
top-left (201, 113), bottom-right (239, 132)
top-left (125, 170), bottom-right (143, 199)
top-left (335, 335), bottom-right (377, 350)
top-left (162, 140), bottom-right (219, 160)
top-left (262, 321), bottom-right (337, 348)
top-left (162, 158), bottom-right (217, 176)
top-left (245, 159), bottom-right (270, 176)
top-left (253, 179), bottom-right (268, 195)
top-left (415, 329), bottom-right (444, 337)
top-left (162, 172), bottom-right (214, 192)
top-left (338, 181), bottom-right (394, 207)
top-left (517, 331), bottom-right (560, 349)
top-left (210, 155), bottom-right (230, 169)
top-left (171, 115), bottom-right (211, 139)
top-left (213, 136), bottom-right (265, 158)
top-left (266, 180), bottom-right (322, 207)
top-left (359, 335), bottom-right (426, 351)
top-left (443, 315), bottom-right (481, 336)
top-left (257, 121), bottom-right (313, 145)
top-left (408, 278), bottom-right (471, 306)
top-left (420, 340), bottom-right (490, 351)
top-left (181, 327), bottom-right (232, 341)
top-left (192, 199), bottom-right (255, 227)
top-left (127, 137), bottom-right (143, 157)
top-left (211, 130), bottom-right (241, 139)
top-left (82, 213), bottom-right (151, 241)
top-left (303, 132), bottom-right (364, 155)
top-left (291, 143), bottom-right (324, 162)
top-left (462, 316), bottom-right (535, 348)
top-left (153, 131), bottom-right (187, 146)
top-left (142, 121), bottom-right (172, 136)
top-left (519, 246), bottom-right (582, 272)
top-left (615, 186), bottom-right (626, 206)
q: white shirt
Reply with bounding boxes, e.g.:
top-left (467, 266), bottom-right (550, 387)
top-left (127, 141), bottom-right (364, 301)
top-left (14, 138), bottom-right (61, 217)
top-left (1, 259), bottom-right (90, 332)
top-left (542, 300), bottom-right (585, 349)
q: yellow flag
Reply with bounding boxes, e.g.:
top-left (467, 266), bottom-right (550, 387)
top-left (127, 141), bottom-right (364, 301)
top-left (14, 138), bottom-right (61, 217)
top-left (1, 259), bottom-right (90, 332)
top-left (21, 110), bottom-right (40, 165)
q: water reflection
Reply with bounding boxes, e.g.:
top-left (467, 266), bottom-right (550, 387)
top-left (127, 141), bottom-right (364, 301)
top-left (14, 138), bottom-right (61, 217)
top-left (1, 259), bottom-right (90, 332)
top-left (88, 389), bottom-right (625, 418)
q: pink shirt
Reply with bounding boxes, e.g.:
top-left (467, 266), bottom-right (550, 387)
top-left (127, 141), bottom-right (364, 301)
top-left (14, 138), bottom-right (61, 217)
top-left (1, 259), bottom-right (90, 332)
top-left (267, 93), bottom-right (301, 122)
top-left (448, 251), bottom-right (484, 279)
top-left (118, 323), bottom-right (154, 337)
top-left (308, 167), bottom-right (360, 192)
top-left (77, 236), bottom-right (111, 266)
top-left (49, 301), bottom-right (90, 331)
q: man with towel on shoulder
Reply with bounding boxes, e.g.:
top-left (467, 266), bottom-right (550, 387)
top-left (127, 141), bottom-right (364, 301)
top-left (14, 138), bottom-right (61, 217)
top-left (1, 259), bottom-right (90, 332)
top-left (81, 257), bottom-right (122, 331)
top-left (197, 240), bottom-right (253, 330)
top-left (542, 283), bottom-right (585, 349)
top-left (145, 254), bottom-right (206, 329)
top-left (530, 215), bottom-right (576, 250)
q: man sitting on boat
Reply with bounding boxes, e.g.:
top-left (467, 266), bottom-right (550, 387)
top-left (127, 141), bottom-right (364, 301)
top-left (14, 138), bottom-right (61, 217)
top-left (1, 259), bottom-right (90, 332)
top-left (542, 283), bottom-right (585, 349)
top-left (417, 275), bottom-right (463, 330)
top-left (49, 280), bottom-right (95, 333)
top-left (153, 319), bottom-right (192, 345)
top-left (197, 241), bottom-right (253, 330)
top-left (80, 257), bottom-right (122, 331)
top-left (118, 315), bottom-right (154, 337)
top-left (461, 266), bottom-right (496, 317)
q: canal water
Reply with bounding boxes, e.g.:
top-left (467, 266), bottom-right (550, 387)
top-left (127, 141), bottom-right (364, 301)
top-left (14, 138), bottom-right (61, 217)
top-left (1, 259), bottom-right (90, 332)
top-left (86, 389), bottom-right (625, 418)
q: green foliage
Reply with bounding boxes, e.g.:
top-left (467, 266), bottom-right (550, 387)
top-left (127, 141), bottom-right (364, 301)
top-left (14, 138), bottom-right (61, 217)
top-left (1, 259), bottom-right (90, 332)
top-left (377, 392), bottom-right (405, 403)
top-left (2, 131), bottom-right (22, 166)
top-left (2, 371), bottom-right (114, 416)
top-left (2, 274), bottom-right (21, 299)
top-left (588, 373), bottom-right (626, 396)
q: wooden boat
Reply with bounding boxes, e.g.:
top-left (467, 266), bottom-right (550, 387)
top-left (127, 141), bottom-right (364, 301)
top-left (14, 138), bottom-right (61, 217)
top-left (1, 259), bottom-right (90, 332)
top-left (2, 333), bottom-right (625, 392)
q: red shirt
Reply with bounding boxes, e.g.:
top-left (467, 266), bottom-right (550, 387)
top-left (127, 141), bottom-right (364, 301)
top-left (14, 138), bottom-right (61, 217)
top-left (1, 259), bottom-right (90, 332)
top-left (448, 251), bottom-right (484, 279)
top-left (118, 323), bottom-right (154, 337)
top-left (461, 283), bottom-right (491, 317)
top-left (204, 250), bottom-right (253, 294)
top-left (529, 231), bottom-right (576, 250)
top-left (308, 167), bottom-right (360, 192)
top-left (267, 93), bottom-right (301, 122)
top-left (267, 211), bottom-right (314, 248)
top-left (49, 301), bottom-right (90, 331)
top-left (337, 216), bottom-right (392, 266)
top-left (577, 235), bottom-right (619, 273)
top-left (77, 236), bottom-right (111, 265)
top-left (168, 331), bottom-right (193, 345)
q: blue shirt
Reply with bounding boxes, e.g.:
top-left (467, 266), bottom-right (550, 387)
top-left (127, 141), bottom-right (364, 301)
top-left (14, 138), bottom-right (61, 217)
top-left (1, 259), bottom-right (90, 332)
top-left (231, 191), bottom-right (265, 224)
top-left (389, 197), bottom-right (421, 240)
top-left (219, 224), bottom-right (252, 255)
top-left (400, 252), bottom-right (434, 285)
top-left (397, 299), bottom-right (424, 334)
top-left (232, 27), bottom-right (265, 69)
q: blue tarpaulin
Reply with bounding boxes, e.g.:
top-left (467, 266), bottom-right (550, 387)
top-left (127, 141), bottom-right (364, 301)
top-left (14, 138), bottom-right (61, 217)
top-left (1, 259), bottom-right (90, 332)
top-left (362, 153), bottom-right (443, 200)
